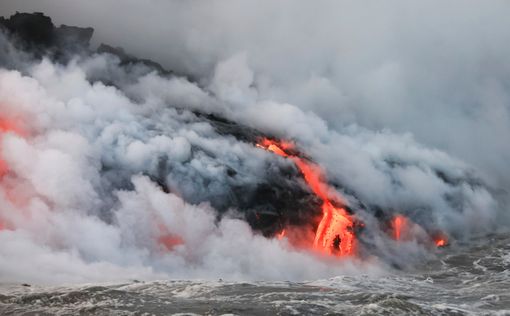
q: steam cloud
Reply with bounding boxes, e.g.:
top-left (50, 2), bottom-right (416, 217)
top-left (0, 1), bottom-right (509, 284)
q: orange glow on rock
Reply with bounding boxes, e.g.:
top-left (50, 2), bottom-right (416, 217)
top-left (258, 138), bottom-right (355, 256)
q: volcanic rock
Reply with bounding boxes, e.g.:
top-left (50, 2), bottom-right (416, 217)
top-left (0, 12), bottom-right (93, 57)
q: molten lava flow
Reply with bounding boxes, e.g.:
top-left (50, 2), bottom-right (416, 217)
top-left (258, 138), bottom-right (355, 256)
top-left (392, 215), bottom-right (407, 241)
top-left (391, 215), bottom-right (449, 248)
top-left (314, 201), bottom-right (355, 255)
top-left (433, 233), bottom-right (448, 248)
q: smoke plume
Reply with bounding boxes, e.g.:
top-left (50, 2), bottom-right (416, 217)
top-left (0, 1), bottom-right (509, 284)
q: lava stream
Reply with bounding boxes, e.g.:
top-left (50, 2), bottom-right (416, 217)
top-left (390, 214), bottom-right (449, 248)
top-left (258, 138), bottom-right (355, 256)
top-left (433, 232), bottom-right (448, 248)
top-left (392, 215), bottom-right (407, 241)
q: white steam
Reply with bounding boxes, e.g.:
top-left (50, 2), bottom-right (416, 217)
top-left (0, 58), bottom-right (384, 284)
top-left (0, 1), bottom-right (509, 284)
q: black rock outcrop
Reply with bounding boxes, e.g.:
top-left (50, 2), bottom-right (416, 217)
top-left (0, 12), bottom-right (173, 76)
top-left (97, 43), bottom-right (171, 76)
top-left (0, 12), bottom-right (93, 58)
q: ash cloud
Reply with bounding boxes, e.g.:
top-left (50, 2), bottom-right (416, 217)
top-left (0, 2), bottom-right (509, 283)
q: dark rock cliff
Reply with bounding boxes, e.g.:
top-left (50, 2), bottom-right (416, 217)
top-left (0, 12), bottom-right (93, 57)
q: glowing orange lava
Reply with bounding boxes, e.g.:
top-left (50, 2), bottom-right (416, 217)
top-left (434, 234), bottom-right (448, 247)
top-left (258, 138), bottom-right (355, 256)
top-left (392, 215), bottom-right (407, 241)
top-left (391, 214), bottom-right (448, 248)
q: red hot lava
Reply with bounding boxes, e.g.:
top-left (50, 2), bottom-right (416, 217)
top-left (436, 239), bottom-right (446, 247)
top-left (433, 232), bottom-right (449, 248)
top-left (257, 138), bottom-right (355, 256)
top-left (392, 215), bottom-right (407, 241)
top-left (391, 214), bottom-right (449, 248)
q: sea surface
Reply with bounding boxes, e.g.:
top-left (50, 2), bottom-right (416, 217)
top-left (1, 234), bottom-right (509, 315)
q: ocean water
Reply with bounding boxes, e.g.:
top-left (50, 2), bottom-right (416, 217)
top-left (1, 234), bottom-right (509, 316)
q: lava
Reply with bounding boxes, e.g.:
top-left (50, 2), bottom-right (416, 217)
top-left (392, 215), bottom-right (407, 241)
top-left (258, 138), bottom-right (355, 256)
top-left (433, 233), bottom-right (449, 248)
top-left (390, 214), bottom-right (449, 248)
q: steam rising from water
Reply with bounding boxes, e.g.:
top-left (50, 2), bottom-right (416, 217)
top-left (0, 1), bottom-right (509, 284)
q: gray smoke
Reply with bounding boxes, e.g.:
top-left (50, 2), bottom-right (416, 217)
top-left (0, 1), bottom-right (509, 284)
